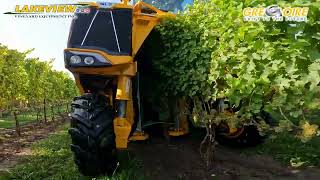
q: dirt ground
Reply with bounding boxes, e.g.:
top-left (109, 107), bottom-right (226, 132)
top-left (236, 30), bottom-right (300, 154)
top-left (129, 129), bottom-right (320, 180)
top-left (0, 116), bottom-right (67, 174)
top-left (1, 119), bottom-right (320, 180)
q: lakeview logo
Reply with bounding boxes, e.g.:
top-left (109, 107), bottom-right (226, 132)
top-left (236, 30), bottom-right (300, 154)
top-left (4, 3), bottom-right (91, 18)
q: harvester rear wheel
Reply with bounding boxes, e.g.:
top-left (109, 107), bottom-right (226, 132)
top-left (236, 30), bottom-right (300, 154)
top-left (216, 124), bottom-right (263, 147)
top-left (216, 111), bottom-right (274, 147)
top-left (69, 93), bottom-right (117, 176)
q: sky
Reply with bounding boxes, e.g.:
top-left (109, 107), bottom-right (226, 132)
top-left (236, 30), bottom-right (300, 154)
top-left (0, 0), bottom-right (192, 73)
top-left (0, 0), bottom-right (121, 73)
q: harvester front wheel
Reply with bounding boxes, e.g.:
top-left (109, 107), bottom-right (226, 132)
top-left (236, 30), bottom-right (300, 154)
top-left (69, 93), bottom-right (117, 176)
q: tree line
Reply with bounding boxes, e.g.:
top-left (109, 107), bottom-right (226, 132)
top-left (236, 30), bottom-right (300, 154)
top-left (0, 44), bottom-right (78, 134)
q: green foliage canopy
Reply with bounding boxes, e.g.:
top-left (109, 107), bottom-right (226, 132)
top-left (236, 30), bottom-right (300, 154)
top-left (152, 0), bottom-right (320, 124)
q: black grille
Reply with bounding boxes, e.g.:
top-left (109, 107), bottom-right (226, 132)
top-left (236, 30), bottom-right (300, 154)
top-left (68, 8), bottom-right (132, 56)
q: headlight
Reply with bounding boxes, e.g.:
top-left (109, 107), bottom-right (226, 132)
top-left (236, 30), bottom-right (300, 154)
top-left (84, 57), bottom-right (95, 65)
top-left (70, 55), bottom-right (81, 64)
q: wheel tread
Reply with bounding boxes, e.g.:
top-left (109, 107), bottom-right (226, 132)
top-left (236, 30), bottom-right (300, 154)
top-left (69, 93), bottom-right (117, 176)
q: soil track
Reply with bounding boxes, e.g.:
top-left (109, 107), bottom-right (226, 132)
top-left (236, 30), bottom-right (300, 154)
top-left (129, 130), bottom-right (320, 180)
top-left (0, 116), bottom-right (68, 173)
top-left (1, 119), bottom-right (320, 179)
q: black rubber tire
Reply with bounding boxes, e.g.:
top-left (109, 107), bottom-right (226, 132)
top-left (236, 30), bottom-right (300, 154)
top-left (216, 111), bottom-right (274, 147)
top-left (69, 93), bottom-right (117, 176)
top-left (216, 125), bottom-right (264, 147)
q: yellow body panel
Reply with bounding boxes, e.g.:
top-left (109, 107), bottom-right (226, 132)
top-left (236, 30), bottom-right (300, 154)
top-left (132, 16), bottom-right (159, 56)
top-left (168, 98), bottom-right (189, 136)
top-left (66, 0), bottom-right (180, 149)
top-left (129, 132), bottom-right (149, 141)
top-left (131, 1), bottom-right (175, 56)
top-left (220, 111), bottom-right (245, 137)
top-left (116, 76), bottom-right (131, 100)
top-left (168, 129), bottom-right (188, 136)
top-left (113, 117), bottom-right (132, 149)
top-left (126, 98), bottom-right (135, 125)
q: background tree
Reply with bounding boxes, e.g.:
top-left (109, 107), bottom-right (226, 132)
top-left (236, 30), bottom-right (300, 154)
top-left (0, 44), bottom-right (79, 134)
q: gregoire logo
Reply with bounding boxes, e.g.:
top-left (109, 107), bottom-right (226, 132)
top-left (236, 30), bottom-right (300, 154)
top-left (265, 5), bottom-right (282, 17)
top-left (243, 6), bottom-right (309, 22)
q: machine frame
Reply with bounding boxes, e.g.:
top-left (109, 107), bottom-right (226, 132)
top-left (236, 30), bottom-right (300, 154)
top-left (65, 0), bottom-right (188, 149)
